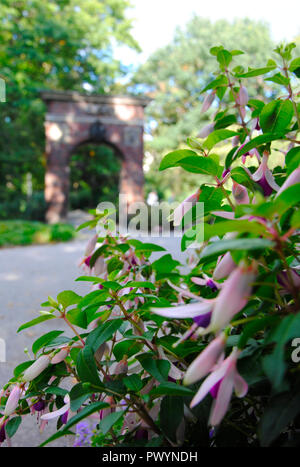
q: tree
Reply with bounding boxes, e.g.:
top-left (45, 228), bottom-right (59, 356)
top-left (0, 0), bottom-right (139, 219)
top-left (131, 17), bottom-right (276, 199)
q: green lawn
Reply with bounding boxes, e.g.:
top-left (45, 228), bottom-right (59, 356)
top-left (0, 220), bottom-right (76, 247)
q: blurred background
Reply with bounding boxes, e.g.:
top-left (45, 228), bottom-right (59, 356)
top-left (0, 0), bottom-right (299, 245)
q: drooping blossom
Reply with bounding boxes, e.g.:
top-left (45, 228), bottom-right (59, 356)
top-left (51, 347), bottom-right (69, 364)
top-left (41, 394), bottom-right (70, 423)
top-left (172, 189), bottom-right (200, 226)
top-left (213, 252), bottom-right (236, 280)
top-left (236, 86), bottom-right (249, 107)
top-left (22, 355), bottom-right (51, 382)
top-left (275, 167), bottom-right (300, 197)
top-left (151, 263), bottom-right (255, 337)
top-left (232, 181), bottom-right (250, 205)
top-left (184, 333), bottom-right (227, 385)
top-left (4, 385), bottom-right (22, 416)
top-left (201, 92), bottom-right (216, 113)
top-left (206, 263), bottom-right (256, 335)
top-left (84, 234), bottom-right (98, 257)
top-left (191, 275), bottom-right (219, 292)
top-left (187, 347), bottom-right (248, 426)
top-left (198, 123), bottom-right (215, 139)
top-left (252, 152), bottom-right (280, 196)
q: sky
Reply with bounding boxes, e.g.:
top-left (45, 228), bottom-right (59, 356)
top-left (117, 0), bottom-right (300, 65)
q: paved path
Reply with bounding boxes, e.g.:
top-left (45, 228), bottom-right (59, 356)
top-left (0, 233), bottom-right (187, 446)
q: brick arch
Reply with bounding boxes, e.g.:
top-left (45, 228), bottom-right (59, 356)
top-left (41, 91), bottom-right (149, 223)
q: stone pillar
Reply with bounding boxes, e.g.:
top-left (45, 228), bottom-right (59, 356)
top-left (119, 126), bottom-right (144, 205)
top-left (44, 133), bottom-right (71, 223)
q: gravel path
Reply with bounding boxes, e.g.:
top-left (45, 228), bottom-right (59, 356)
top-left (0, 233), bottom-right (187, 446)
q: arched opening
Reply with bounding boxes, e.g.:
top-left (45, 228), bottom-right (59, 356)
top-left (69, 141), bottom-right (122, 210)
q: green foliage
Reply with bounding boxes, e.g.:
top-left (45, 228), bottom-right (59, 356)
top-left (1, 44), bottom-right (300, 449)
top-left (0, 0), bottom-right (138, 219)
top-left (0, 220), bottom-right (75, 247)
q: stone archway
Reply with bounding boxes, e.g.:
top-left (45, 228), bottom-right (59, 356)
top-left (41, 91), bottom-right (149, 223)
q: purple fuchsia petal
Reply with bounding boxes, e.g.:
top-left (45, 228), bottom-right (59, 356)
top-left (193, 312), bottom-right (212, 328)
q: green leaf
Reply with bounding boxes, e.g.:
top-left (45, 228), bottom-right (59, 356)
top-left (13, 360), bottom-right (34, 378)
top-left (44, 386), bottom-right (68, 396)
top-left (32, 331), bottom-right (64, 355)
top-left (199, 238), bottom-right (274, 263)
top-left (265, 73), bottom-right (289, 86)
top-left (289, 57), bottom-right (300, 77)
top-left (259, 100), bottom-right (294, 133)
top-left (217, 49), bottom-right (232, 69)
top-left (86, 319), bottom-right (123, 352)
top-left (177, 156), bottom-right (219, 176)
top-left (238, 316), bottom-right (279, 349)
top-left (138, 356), bottom-right (170, 383)
top-left (200, 75), bottom-right (228, 94)
top-left (203, 129), bottom-right (238, 151)
top-left (124, 281), bottom-right (156, 290)
top-left (99, 410), bottom-right (125, 435)
top-left (259, 387), bottom-right (300, 446)
top-left (152, 254), bottom-right (180, 276)
top-left (150, 382), bottom-right (195, 397)
top-left (66, 307), bottom-right (87, 329)
top-left (159, 149), bottom-right (197, 171)
top-left (57, 291), bottom-right (82, 308)
top-left (123, 374), bottom-right (143, 392)
top-left (113, 340), bottom-right (143, 361)
top-left (236, 133), bottom-right (285, 156)
top-left (5, 416), bottom-right (22, 438)
top-left (285, 147), bottom-right (300, 175)
top-left (69, 383), bottom-right (93, 412)
top-left (76, 345), bottom-right (102, 386)
top-left (17, 314), bottom-right (56, 333)
top-left (263, 313), bottom-right (300, 391)
top-left (40, 401), bottom-right (110, 447)
top-left (237, 64), bottom-right (276, 78)
top-left (204, 220), bottom-right (266, 240)
top-left (134, 243), bottom-right (166, 252)
top-left (214, 114), bottom-right (237, 130)
top-left (160, 396), bottom-right (184, 442)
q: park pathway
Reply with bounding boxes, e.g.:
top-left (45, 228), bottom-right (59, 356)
top-left (0, 232), bottom-right (187, 446)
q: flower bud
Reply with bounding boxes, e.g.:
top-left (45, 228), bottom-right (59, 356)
top-left (84, 234), bottom-right (98, 257)
top-left (51, 348), bottom-right (69, 365)
top-left (197, 123), bottom-right (215, 138)
top-left (213, 252), bottom-right (236, 280)
top-left (201, 92), bottom-right (215, 113)
top-left (114, 357), bottom-right (128, 375)
top-left (232, 181), bottom-right (249, 205)
top-left (236, 86), bottom-right (248, 106)
top-left (4, 386), bottom-right (21, 416)
top-left (22, 355), bottom-right (51, 382)
top-left (275, 168), bottom-right (300, 197)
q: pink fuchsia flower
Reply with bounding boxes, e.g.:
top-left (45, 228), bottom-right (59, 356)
top-left (252, 152), bottom-right (280, 196)
top-left (275, 167), bottom-right (300, 197)
top-left (242, 148), bottom-right (261, 165)
top-left (191, 275), bottom-right (219, 292)
top-left (207, 263), bottom-right (256, 335)
top-left (236, 86), bottom-right (248, 107)
top-left (172, 189), bottom-right (201, 226)
top-left (51, 347), bottom-right (69, 365)
top-left (41, 394), bottom-right (70, 423)
top-left (4, 385), bottom-right (22, 416)
top-left (198, 123), bottom-right (215, 138)
top-left (22, 355), bottom-right (51, 382)
top-left (201, 91), bottom-right (216, 113)
top-left (213, 252), bottom-right (236, 280)
top-left (184, 333), bottom-right (227, 385)
top-left (84, 234), bottom-right (98, 257)
top-left (232, 181), bottom-right (250, 205)
top-left (189, 347), bottom-right (247, 426)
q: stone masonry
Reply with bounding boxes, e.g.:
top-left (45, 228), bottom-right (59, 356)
top-left (41, 91), bottom-right (149, 223)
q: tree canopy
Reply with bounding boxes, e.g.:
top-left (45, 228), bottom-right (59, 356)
top-left (0, 0), bottom-right (138, 218)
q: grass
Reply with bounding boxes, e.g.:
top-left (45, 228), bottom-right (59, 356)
top-left (0, 220), bottom-right (76, 247)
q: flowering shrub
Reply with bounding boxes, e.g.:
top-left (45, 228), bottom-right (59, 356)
top-left (0, 44), bottom-right (300, 447)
